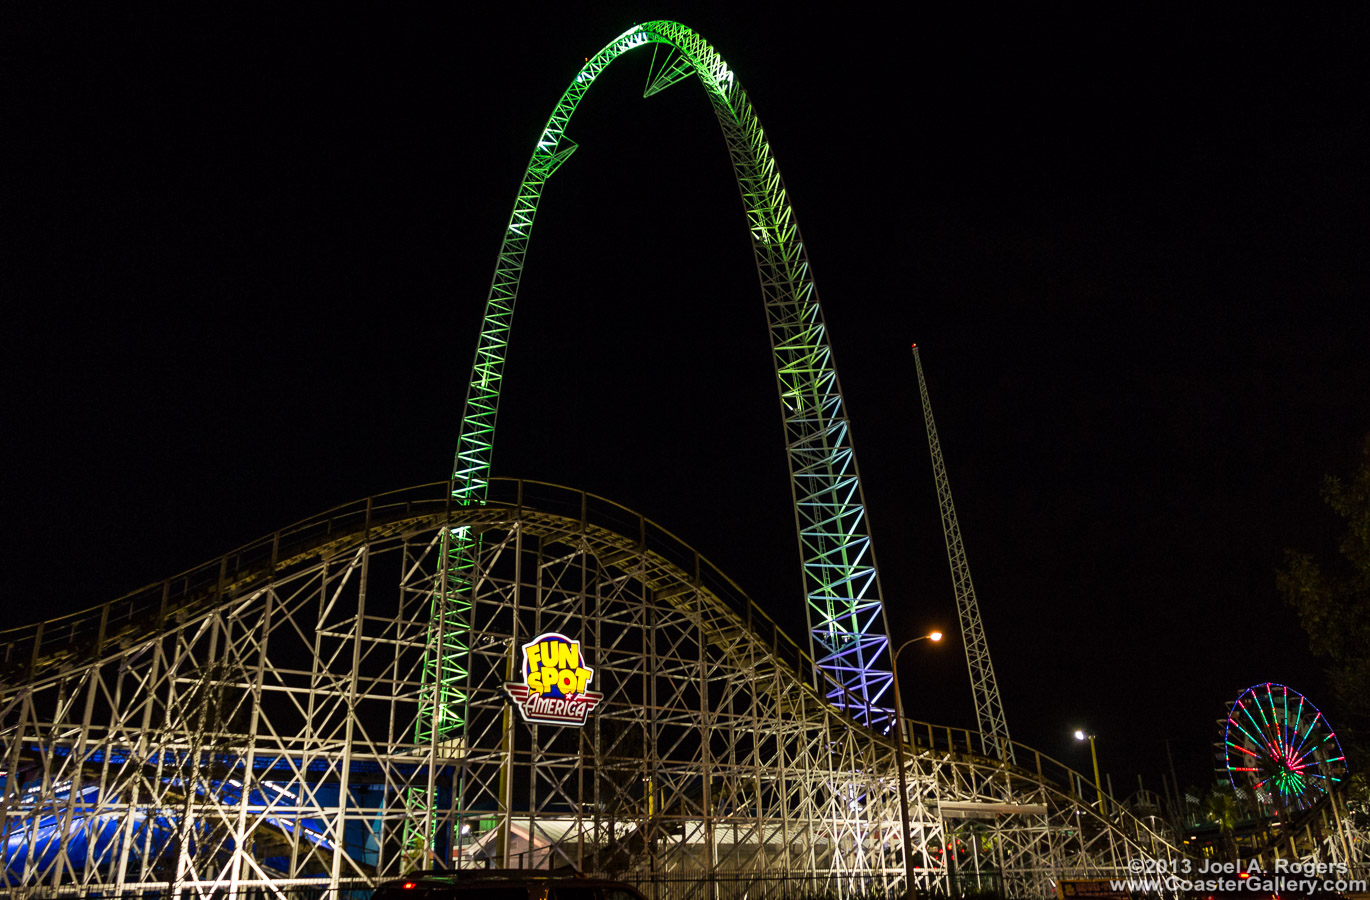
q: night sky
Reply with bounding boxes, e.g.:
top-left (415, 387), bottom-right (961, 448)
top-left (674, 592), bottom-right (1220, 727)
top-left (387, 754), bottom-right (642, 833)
top-left (8, 6), bottom-right (1368, 800)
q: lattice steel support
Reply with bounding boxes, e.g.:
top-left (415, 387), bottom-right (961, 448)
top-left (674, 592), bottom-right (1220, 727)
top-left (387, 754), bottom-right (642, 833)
top-left (448, 21), bottom-right (894, 737)
top-left (0, 480), bottom-right (1193, 898)
top-left (911, 345), bottom-right (1014, 761)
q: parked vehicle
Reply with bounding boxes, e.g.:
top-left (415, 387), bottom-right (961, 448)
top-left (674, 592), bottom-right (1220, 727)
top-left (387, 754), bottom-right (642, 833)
top-left (371, 869), bottom-right (648, 900)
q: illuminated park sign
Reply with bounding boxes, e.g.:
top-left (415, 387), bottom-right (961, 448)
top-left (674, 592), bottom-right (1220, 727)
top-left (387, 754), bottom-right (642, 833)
top-left (503, 632), bottom-right (603, 727)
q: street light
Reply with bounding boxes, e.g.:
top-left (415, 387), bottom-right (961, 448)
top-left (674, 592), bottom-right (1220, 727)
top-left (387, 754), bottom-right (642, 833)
top-left (891, 630), bottom-right (943, 900)
top-left (1074, 729), bottom-right (1106, 816)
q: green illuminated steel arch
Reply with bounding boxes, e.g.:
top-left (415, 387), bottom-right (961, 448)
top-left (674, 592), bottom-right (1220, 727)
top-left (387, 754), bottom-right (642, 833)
top-left (431, 21), bottom-right (895, 748)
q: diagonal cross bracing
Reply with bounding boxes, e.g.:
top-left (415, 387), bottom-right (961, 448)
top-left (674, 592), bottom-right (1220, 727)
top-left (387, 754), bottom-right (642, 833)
top-left (0, 479), bottom-right (1191, 896)
top-left (910, 346), bottom-right (1013, 761)
top-left (445, 22), bottom-right (895, 748)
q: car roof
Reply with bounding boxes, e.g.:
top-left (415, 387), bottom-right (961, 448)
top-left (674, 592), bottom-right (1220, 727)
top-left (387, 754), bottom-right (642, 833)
top-left (375, 870), bottom-right (643, 889)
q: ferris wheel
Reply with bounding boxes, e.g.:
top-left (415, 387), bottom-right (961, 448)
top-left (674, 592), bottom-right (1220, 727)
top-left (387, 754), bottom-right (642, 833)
top-left (1222, 682), bottom-right (1348, 813)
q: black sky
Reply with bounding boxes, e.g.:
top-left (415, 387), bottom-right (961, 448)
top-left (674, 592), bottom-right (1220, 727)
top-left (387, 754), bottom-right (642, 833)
top-left (7, 5), bottom-right (1368, 798)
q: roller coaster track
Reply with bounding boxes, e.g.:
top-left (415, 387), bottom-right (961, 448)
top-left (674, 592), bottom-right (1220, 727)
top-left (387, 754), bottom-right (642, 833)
top-left (443, 21), bottom-right (895, 756)
top-left (1, 480), bottom-right (1190, 898)
top-left (10, 19), bottom-right (1359, 899)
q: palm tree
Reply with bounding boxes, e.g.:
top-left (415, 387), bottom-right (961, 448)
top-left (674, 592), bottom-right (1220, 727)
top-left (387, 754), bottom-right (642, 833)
top-left (1204, 784), bottom-right (1239, 863)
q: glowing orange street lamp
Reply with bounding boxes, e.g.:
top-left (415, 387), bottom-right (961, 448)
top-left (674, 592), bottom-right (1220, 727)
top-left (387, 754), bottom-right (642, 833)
top-left (1074, 729), bottom-right (1106, 816)
top-left (891, 631), bottom-right (943, 900)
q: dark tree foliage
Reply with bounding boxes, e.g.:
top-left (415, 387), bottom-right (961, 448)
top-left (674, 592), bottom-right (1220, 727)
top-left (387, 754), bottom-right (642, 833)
top-left (1278, 434), bottom-right (1370, 768)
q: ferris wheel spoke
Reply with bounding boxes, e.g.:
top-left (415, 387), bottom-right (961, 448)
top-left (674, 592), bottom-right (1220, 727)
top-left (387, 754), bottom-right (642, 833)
top-left (1241, 704), bottom-right (1280, 753)
top-left (1290, 693), bottom-right (1306, 745)
top-left (1223, 683), bottom-right (1345, 815)
top-left (1231, 710), bottom-right (1267, 749)
top-left (1291, 715), bottom-right (1322, 761)
top-left (1280, 687), bottom-right (1292, 747)
top-left (1288, 741), bottom-right (1321, 768)
top-left (1247, 696), bottom-right (1274, 736)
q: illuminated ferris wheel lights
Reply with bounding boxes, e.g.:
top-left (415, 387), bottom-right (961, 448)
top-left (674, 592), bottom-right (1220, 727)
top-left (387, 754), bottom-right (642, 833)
top-left (1223, 683), bottom-right (1346, 812)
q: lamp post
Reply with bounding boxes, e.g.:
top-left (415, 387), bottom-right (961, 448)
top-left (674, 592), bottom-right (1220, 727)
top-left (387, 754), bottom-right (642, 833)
top-left (891, 630), bottom-right (942, 900)
top-left (1074, 729), bottom-right (1105, 817)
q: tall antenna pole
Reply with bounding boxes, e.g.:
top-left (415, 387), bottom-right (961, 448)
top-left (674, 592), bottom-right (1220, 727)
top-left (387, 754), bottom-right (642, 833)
top-left (911, 344), bottom-right (1014, 761)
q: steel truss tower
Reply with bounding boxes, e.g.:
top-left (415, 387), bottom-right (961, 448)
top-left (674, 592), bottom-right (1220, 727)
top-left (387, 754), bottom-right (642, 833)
top-left (911, 345), bottom-right (1013, 761)
top-left (446, 21), bottom-right (894, 738)
top-left (2, 21), bottom-right (1360, 899)
top-left (0, 481), bottom-right (1196, 898)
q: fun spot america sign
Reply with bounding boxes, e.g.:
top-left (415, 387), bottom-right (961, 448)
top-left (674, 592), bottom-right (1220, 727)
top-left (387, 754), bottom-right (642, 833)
top-left (503, 632), bottom-right (603, 727)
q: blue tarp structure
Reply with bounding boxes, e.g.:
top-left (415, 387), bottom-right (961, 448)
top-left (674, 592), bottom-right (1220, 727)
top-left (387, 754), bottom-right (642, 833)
top-left (3, 771), bottom-right (345, 883)
top-left (2, 745), bottom-right (449, 883)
